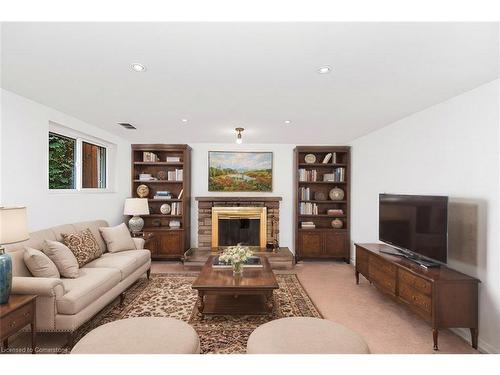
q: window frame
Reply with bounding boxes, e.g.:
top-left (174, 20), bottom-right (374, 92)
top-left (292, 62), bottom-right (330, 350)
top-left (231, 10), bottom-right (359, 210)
top-left (48, 123), bottom-right (111, 194)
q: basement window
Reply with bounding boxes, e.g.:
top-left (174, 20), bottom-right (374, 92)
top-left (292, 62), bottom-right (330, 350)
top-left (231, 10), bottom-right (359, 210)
top-left (82, 141), bottom-right (107, 189)
top-left (48, 123), bottom-right (111, 192)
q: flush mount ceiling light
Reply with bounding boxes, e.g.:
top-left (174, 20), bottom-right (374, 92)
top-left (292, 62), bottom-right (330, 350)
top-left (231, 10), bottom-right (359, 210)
top-left (284, 120), bottom-right (292, 124)
top-left (181, 118), bottom-right (188, 123)
top-left (235, 127), bottom-right (244, 144)
top-left (318, 66), bottom-right (332, 74)
top-left (131, 63), bottom-right (146, 72)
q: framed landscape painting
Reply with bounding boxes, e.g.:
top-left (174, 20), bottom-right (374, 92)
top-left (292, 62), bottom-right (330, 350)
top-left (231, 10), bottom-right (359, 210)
top-left (208, 151), bottom-right (273, 192)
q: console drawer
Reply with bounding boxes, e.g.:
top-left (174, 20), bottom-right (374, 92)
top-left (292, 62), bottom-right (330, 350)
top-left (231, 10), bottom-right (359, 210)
top-left (371, 255), bottom-right (397, 276)
top-left (399, 282), bottom-right (432, 318)
top-left (399, 269), bottom-right (432, 295)
top-left (369, 268), bottom-right (397, 295)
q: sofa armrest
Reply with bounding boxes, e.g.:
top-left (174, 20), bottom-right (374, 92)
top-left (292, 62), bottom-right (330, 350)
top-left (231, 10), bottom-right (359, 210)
top-left (12, 276), bottom-right (65, 297)
top-left (132, 237), bottom-right (145, 250)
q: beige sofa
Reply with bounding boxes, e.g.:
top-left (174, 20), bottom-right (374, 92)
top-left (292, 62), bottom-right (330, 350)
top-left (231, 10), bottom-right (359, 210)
top-left (4, 220), bottom-right (151, 334)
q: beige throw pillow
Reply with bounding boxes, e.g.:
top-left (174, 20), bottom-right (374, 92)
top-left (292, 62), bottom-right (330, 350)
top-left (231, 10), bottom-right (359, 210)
top-left (42, 240), bottom-right (79, 278)
top-left (99, 223), bottom-right (135, 253)
top-left (24, 247), bottom-right (60, 278)
top-left (61, 228), bottom-right (103, 267)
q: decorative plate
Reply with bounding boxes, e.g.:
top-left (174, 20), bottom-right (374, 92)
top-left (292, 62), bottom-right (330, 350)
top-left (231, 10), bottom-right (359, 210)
top-left (136, 184), bottom-right (149, 198)
top-left (331, 218), bottom-right (343, 229)
top-left (304, 154), bottom-right (316, 164)
top-left (329, 187), bottom-right (345, 201)
top-left (157, 170), bottom-right (167, 180)
top-left (314, 192), bottom-right (326, 201)
top-left (160, 203), bottom-right (171, 215)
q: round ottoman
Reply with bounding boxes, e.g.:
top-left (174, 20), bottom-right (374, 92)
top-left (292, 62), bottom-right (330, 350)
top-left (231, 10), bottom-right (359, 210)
top-left (71, 317), bottom-right (200, 354)
top-left (247, 317), bottom-right (370, 354)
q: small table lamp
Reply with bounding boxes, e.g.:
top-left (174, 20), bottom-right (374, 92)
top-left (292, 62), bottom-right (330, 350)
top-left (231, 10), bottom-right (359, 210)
top-left (0, 207), bottom-right (30, 304)
top-left (124, 198), bottom-right (150, 234)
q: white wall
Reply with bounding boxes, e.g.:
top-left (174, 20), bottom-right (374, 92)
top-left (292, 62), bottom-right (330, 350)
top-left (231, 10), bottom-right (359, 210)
top-left (350, 79), bottom-right (500, 353)
top-left (189, 143), bottom-right (294, 250)
top-left (0, 89), bottom-right (131, 231)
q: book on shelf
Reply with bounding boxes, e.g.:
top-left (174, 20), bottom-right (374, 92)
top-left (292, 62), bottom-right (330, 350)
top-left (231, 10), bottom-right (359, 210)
top-left (167, 169), bottom-right (183, 181)
top-left (178, 189), bottom-right (184, 199)
top-left (298, 169), bottom-right (317, 182)
top-left (212, 256), bottom-right (263, 269)
top-left (299, 187), bottom-right (311, 201)
top-left (322, 153), bottom-right (332, 163)
top-left (143, 152), bottom-right (159, 162)
top-left (166, 156), bottom-right (181, 163)
top-left (153, 191), bottom-right (172, 200)
top-left (169, 220), bottom-right (181, 228)
top-left (333, 167), bottom-right (345, 182)
top-left (299, 202), bottom-right (318, 215)
top-left (169, 202), bottom-right (182, 215)
top-left (301, 221), bottom-right (316, 229)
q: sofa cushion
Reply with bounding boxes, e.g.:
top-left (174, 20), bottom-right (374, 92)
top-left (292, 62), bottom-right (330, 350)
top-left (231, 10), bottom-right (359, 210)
top-left (23, 247), bottom-right (60, 278)
top-left (83, 249), bottom-right (151, 280)
top-left (57, 267), bottom-right (121, 315)
top-left (61, 228), bottom-right (103, 267)
top-left (99, 223), bottom-right (135, 253)
top-left (43, 240), bottom-right (80, 278)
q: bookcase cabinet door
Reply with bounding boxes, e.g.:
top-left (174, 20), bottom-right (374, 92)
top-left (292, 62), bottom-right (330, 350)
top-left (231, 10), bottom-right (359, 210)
top-left (299, 231), bottom-right (323, 257)
top-left (324, 232), bottom-right (348, 257)
top-left (157, 231), bottom-right (183, 257)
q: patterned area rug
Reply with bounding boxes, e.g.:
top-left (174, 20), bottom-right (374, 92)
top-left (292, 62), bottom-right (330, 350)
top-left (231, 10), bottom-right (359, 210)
top-left (71, 273), bottom-right (321, 354)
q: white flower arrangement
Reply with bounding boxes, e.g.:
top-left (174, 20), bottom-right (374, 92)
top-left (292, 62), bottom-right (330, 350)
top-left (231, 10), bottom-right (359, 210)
top-left (219, 244), bottom-right (253, 273)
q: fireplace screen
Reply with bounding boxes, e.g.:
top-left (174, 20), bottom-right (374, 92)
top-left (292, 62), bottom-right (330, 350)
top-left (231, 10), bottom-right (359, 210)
top-left (218, 218), bottom-right (260, 246)
top-left (211, 206), bottom-right (267, 248)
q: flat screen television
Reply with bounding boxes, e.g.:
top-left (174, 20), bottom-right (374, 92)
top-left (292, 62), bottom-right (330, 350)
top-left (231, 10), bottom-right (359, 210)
top-left (379, 194), bottom-right (448, 264)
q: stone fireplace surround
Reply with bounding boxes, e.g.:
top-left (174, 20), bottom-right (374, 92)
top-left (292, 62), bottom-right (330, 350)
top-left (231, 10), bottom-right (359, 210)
top-left (195, 197), bottom-right (281, 251)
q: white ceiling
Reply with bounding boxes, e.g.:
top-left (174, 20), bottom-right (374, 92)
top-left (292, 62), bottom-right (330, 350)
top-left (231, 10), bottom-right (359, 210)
top-left (1, 22), bottom-right (498, 144)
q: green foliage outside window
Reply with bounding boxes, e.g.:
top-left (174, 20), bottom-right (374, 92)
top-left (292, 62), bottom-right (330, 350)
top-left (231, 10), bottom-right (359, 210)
top-left (49, 132), bottom-right (76, 189)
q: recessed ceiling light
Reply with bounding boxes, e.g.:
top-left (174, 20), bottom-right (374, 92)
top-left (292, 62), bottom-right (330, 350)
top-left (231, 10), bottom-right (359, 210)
top-left (318, 66), bottom-right (331, 74)
top-left (131, 63), bottom-right (146, 72)
top-left (181, 118), bottom-right (188, 123)
top-left (284, 120), bottom-right (292, 124)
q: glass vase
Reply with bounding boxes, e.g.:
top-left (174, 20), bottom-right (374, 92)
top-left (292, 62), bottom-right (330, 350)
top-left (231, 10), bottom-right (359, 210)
top-left (232, 262), bottom-right (243, 276)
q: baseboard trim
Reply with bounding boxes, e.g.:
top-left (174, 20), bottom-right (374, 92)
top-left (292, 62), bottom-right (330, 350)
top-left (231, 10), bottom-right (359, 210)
top-left (450, 327), bottom-right (498, 354)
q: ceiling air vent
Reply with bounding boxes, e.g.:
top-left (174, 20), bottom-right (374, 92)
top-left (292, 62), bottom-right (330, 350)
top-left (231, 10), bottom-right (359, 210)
top-left (118, 122), bottom-right (137, 130)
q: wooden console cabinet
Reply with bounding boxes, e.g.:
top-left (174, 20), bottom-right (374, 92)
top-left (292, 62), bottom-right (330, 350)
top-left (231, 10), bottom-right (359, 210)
top-left (355, 243), bottom-right (480, 351)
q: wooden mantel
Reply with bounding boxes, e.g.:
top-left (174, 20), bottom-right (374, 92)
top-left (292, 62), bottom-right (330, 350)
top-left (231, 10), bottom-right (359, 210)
top-left (195, 196), bottom-right (282, 202)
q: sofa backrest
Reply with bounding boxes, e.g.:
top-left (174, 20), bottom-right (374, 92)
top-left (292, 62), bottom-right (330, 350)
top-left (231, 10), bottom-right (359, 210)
top-left (5, 220), bottom-right (109, 277)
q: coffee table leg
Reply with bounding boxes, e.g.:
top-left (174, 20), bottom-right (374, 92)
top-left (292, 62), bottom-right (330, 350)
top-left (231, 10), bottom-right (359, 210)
top-left (198, 291), bottom-right (205, 316)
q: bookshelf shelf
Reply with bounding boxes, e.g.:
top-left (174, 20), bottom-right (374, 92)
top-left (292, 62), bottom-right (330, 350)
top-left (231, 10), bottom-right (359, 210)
top-left (294, 146), bottom-right (351, 263)
top-left (133, 180), bottom-right (183, 183)
top-left (131, 144), bottom-right (191, 260)
top-left (298, 163), bottom-right (348, 167)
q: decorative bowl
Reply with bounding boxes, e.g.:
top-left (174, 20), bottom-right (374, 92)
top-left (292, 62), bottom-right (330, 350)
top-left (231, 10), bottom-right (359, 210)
top-left (329, 187), bottom-right (345, 201)
top-left (304, 154), bottom-right (316, 164)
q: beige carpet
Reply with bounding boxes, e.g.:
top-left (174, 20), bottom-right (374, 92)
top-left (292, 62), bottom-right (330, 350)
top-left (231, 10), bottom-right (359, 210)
top-left (153, 261), bottom-right (479, 354)
top-left (5, 261), bottom-right (479, 354)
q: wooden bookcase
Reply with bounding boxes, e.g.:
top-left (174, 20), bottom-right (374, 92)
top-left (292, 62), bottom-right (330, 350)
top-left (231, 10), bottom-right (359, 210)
top-left (294, 146), bottom-right (350, 263)
top-left (130, 144), bottom-right (191, 259)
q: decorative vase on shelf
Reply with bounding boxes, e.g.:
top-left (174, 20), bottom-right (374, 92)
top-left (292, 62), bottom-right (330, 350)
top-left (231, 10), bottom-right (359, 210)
top-left (0, 248), bottom-right (12, 304)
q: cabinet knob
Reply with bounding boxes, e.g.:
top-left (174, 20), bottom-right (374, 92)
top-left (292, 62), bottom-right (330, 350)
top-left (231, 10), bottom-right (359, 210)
top-left (9, 321), bottom-right (16, 328)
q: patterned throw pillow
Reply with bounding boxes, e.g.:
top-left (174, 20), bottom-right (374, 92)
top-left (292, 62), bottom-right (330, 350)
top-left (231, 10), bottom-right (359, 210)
top-left (61, 228), bottom-right (103, 267)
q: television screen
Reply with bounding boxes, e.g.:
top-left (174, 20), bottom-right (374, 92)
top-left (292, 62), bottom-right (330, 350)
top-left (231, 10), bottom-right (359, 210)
top-left (379, 194), bottom-right (448, 263)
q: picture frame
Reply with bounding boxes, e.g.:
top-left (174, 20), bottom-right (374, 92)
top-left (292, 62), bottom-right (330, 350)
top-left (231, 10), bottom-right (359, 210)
top-left (208, 151), bottom-right (273, 192)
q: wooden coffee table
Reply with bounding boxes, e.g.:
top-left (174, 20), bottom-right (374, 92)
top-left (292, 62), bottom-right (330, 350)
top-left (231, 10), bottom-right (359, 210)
top-left (192, 256), bottom-right (279, 317)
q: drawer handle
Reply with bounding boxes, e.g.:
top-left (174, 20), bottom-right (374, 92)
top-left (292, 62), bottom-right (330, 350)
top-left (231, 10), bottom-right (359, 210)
top-left (24, 312), bottom-right (31, 317)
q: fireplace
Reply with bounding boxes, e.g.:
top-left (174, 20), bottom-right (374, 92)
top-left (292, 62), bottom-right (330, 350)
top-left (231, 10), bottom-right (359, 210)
top-left (211, 207), bottom-right (267, 248)
top-left (196, 197), bottom-right (281, 251)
